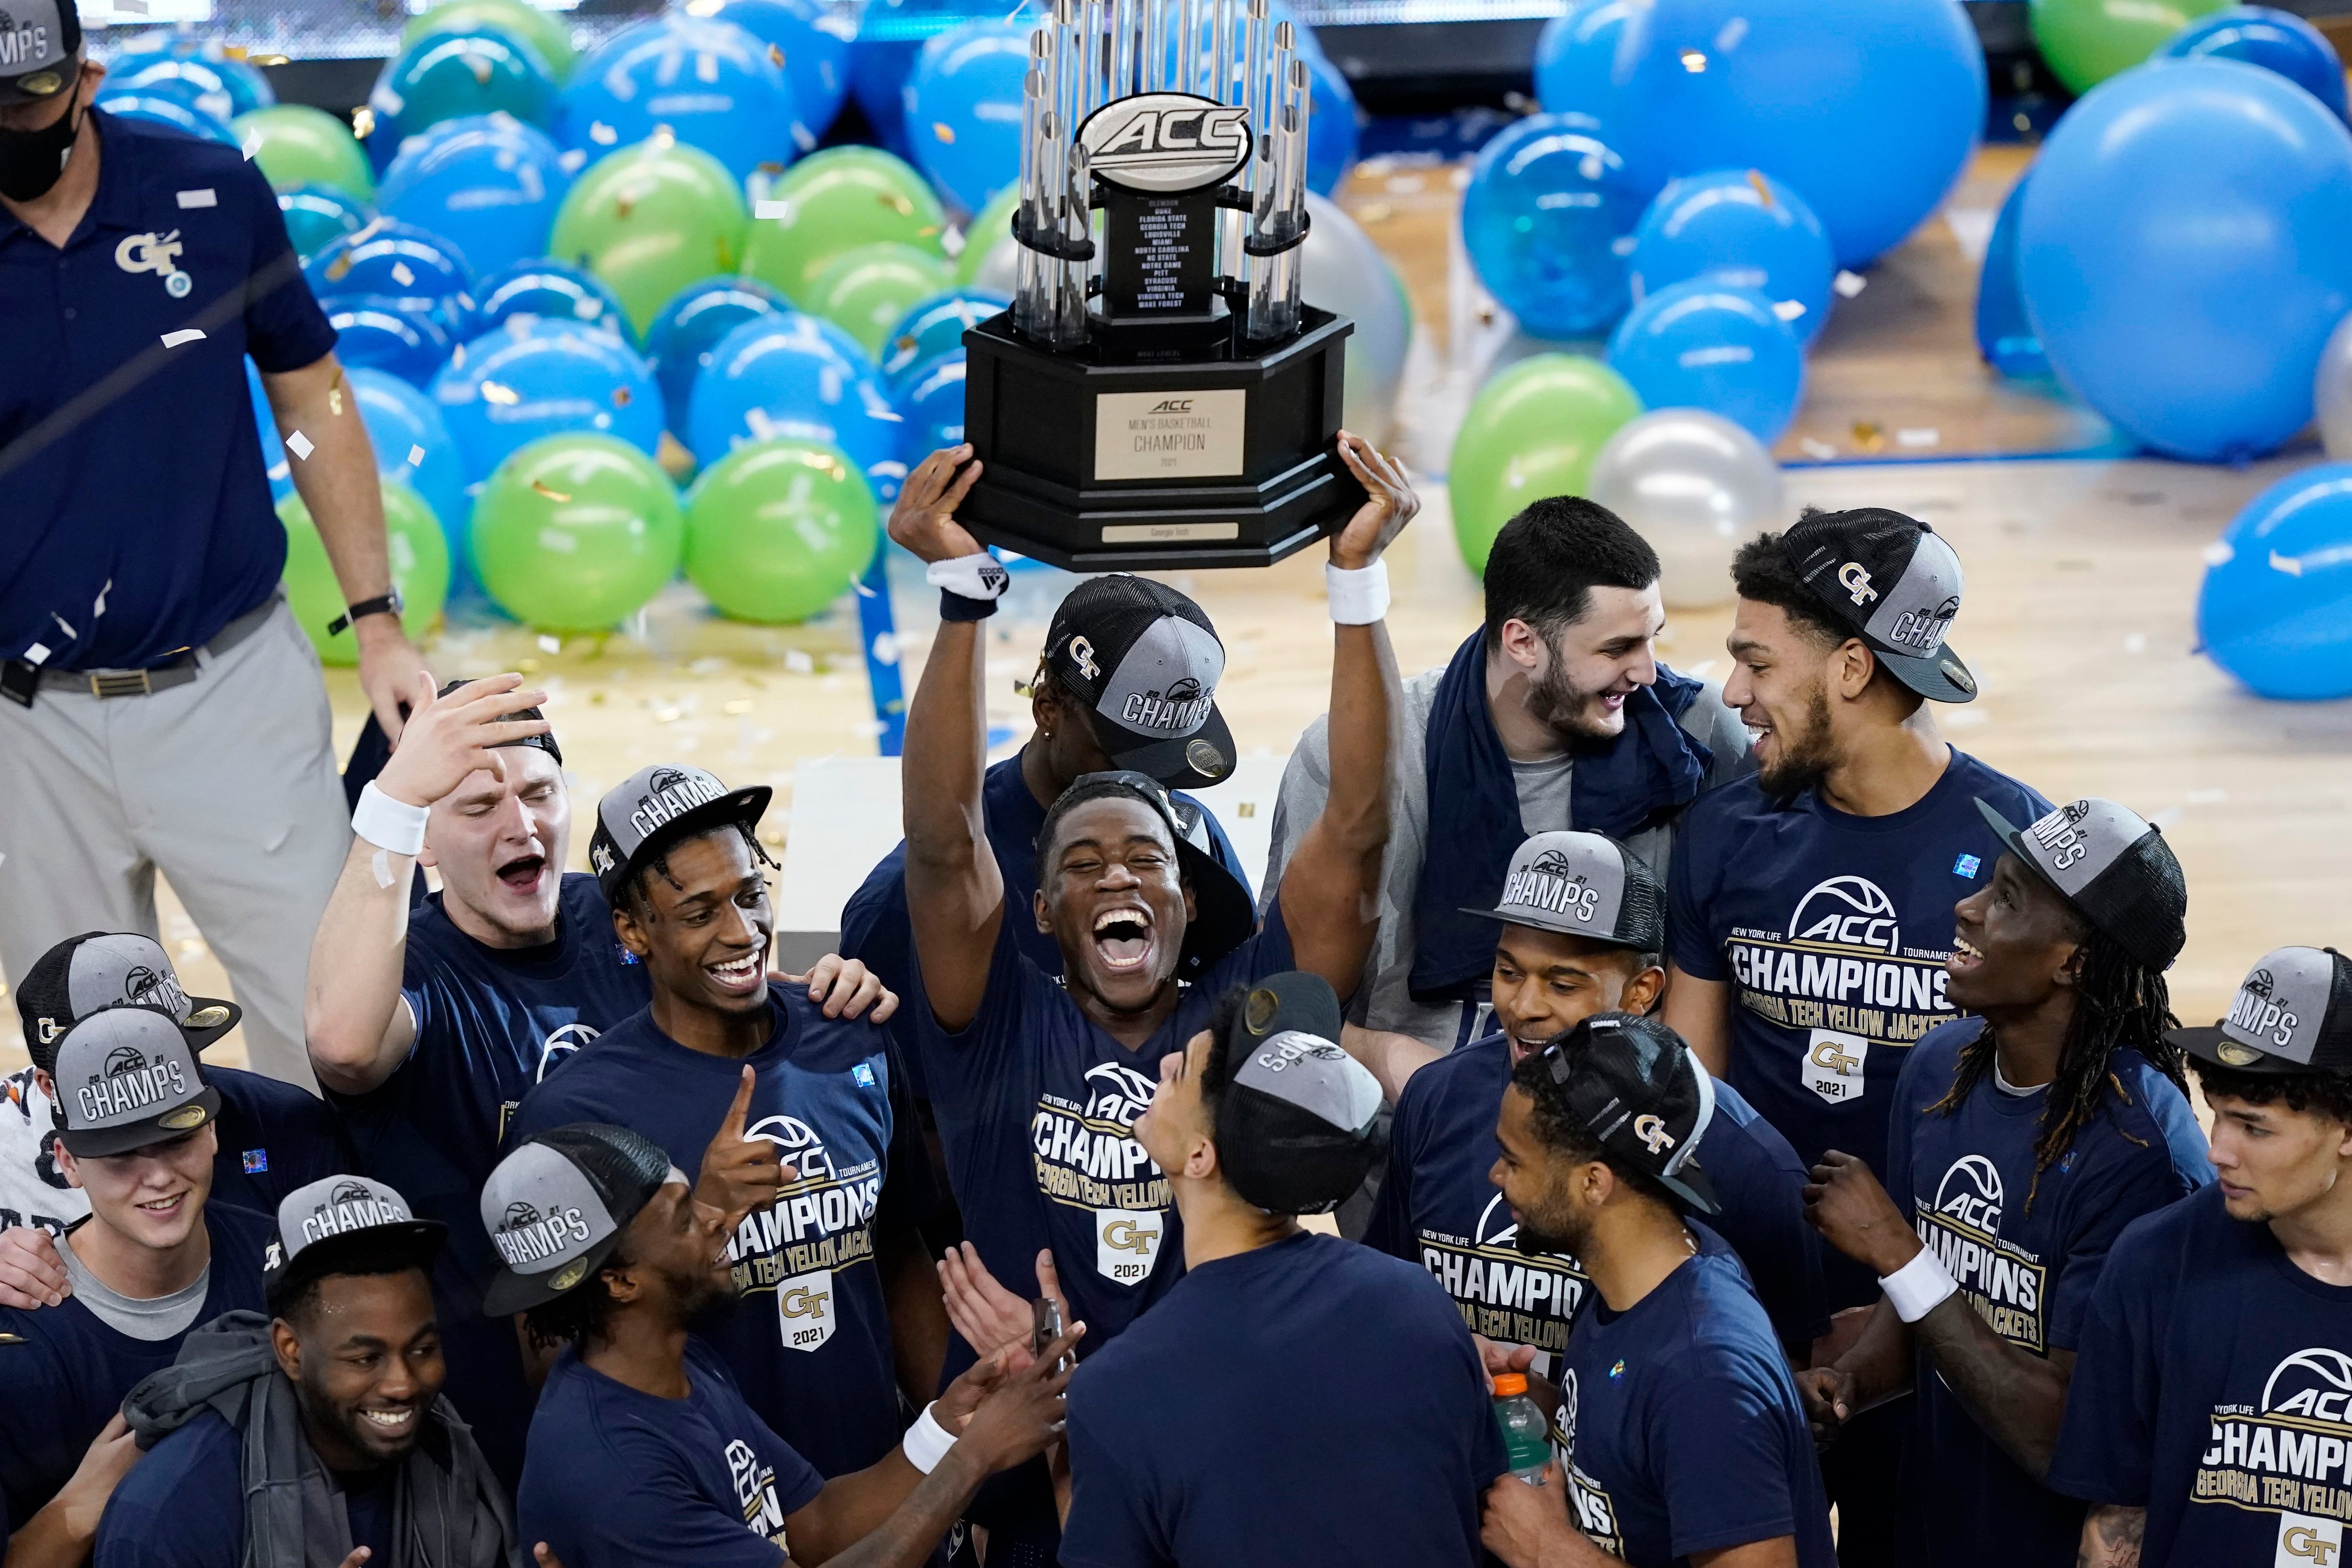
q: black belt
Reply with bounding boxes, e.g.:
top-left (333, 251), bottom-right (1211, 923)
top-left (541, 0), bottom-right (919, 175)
top-left (4, 596), bottom-right (279, 706)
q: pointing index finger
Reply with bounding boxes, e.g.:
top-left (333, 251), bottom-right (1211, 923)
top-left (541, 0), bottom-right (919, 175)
top-left (723, 1064), bottom-right (756, 1140)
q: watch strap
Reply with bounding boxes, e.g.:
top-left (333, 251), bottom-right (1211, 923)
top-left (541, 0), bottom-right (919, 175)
top-left (328, 590), bottom-right (404, 638)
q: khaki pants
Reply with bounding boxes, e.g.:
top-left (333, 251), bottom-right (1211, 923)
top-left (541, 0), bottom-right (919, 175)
top-left (0, 598), bottom-right (349, 1089)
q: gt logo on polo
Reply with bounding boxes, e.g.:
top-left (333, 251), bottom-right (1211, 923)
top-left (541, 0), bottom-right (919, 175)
top-left (1837, 562), bottom-right (1877, 605)
top-left (1103, 1218), bottom-right (1157, 1252)
top-left (1077, 92), bottom-right (1251, 193)
top-left (1632, 1114), bottom-right (1676, 1155)
top-left (116, 231), bottom-right (193, 297)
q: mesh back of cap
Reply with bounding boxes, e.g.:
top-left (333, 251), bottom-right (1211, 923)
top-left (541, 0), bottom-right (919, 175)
top-left (2084, 835), bottom-right (2190, 971)
top-left (535, 1123), bottom-right (672, 1221)
top-left (1617, 856), bottom-right (1667, 952)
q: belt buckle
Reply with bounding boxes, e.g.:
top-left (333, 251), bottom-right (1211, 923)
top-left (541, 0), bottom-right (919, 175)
top-left (89, 669), bottom-right (153, 700)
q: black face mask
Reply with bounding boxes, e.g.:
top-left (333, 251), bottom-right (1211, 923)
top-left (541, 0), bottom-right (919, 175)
top-left (0, 97), bottom-right (82, 204)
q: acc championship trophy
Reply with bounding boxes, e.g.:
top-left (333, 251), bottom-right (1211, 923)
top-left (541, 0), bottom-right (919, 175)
top-left (959, 0), bottom-right (1366, 570)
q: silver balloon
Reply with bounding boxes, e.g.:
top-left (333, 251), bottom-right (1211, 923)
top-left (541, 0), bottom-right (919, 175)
top-left (1586, 410), bottom-right (1785, 610)
top-left (961, 191), bottom-right (1412, 442)
top-left (2318, 310), bottom-right (2352, 460)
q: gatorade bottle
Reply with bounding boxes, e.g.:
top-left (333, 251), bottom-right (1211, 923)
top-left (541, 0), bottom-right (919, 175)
top-left (1491, 1372), bottom-right (1550, 1485)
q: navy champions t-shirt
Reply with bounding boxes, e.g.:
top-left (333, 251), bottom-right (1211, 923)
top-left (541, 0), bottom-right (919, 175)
top-left (2047, 1184), bottom-right (2352, 1568)
top-left (1557, 1244), bottom-right (1838, 1568)
top-left (0, 1203), bottom-right (271, 1533)
top-left (519, 1337), bottom-right (825, 1568)
top-left (327, 870), bottom-right (650, 1483)
top-left (1886, 1019), bottom-right (2210, 1568)
top-left (839, 756), bottom-right (1247, 1100)
top-left (508, 981), bottom-right (930, 1479)
top-left (1365, 1034), bottom-right (1829, 1359)
top-left (1667, 750), bottom-right (2051, 1307)
top-left (1060, 1231), bottom-right (1505, 1568)
top-left (93, 1408), bottom-right (393, 1568)
top-left (905, 906), bottom-right (1297, 1366)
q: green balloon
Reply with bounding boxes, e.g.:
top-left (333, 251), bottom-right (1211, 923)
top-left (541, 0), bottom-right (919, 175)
top-left (471, 433), bottom-right (684, 630)
top-left (1447, 354), bottom-right (1643, 574)
top-left (809, 243), bottom-right (955, 356)
top-left (278, 480), bottom-right (451, 667)
top-left (232, 105), bottom-right (374, 202)
top-left (740, 147), bottom-right (949, 307)
top-left (2028, 0), bottom-right (2231, 94)
top-left (954, 184), bottom-right (1021, 288)
top-left (550, 138), bottom-right (750, 337)
top-left (685, 439), bottom-right (879, 623)
top-left (403, 0), bottom-right (577, 82)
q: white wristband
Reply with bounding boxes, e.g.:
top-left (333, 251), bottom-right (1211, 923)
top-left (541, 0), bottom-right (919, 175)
top-left (351, 781), bottom-right (429, 858)
top-left (1880, 1247), bottom-right (1959, 1324)
top-left (925, 553), bottom-right (1009, 602)
top-left (1325, 559), bottom-right (1390, 625)
top-left (900, 1402), bottom-right (955, 1475)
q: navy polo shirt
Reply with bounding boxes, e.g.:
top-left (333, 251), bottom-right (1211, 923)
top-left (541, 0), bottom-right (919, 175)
top-left (0, 111), bottom-right (337, 670)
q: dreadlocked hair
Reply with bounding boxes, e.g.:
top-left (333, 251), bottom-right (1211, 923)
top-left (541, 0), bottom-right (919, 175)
top-left (1928, 920), bottom-right (2182, 1213)
top-left (621, 822), bottom-right (778, 918)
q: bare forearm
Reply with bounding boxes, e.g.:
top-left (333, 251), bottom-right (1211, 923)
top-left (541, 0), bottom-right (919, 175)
top-left (4, 1500), bottom-right (95, 1568)
top-left (883, 1231), bottom-right (950, 1404)
top-left (795, 1449), bottom-right (985, 1568)
top-left (901, 621), bottom-right (989, 883)
top-left (1319, 621), bottom-right (1396, 858)
top-left (1340, 1024), bottom-right (1440, 1106)
top-left (305, 836), bottom-right (415, 1092)
top-left (1830, 1297), bottom-right (1915, 1410)
top-left (263, 353), bottom-right (390, 604)
top-left (1912, 1298), bottom-right (2074, 1476)
top-left (2077, 1504), bottom-right (2145, 1568)
top-left (1661, 967), bottom-right (1729, 1076)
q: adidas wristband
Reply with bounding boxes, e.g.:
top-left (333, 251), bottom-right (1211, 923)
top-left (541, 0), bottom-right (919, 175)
top-left (925, 553), bottom-right (1010, 602)
top-left (1325, 560), bottom-right (1390, 625)
top-left (900, 1403), bottom-right (955, 1474)
top-left (1880, 1247), bottom-right (1959, 1324)
top-left (351, 781), bottom-right (429, 858)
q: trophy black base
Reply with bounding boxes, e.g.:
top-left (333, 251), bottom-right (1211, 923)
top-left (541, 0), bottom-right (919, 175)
top-left (959, 305), bottom-right (1366, 573)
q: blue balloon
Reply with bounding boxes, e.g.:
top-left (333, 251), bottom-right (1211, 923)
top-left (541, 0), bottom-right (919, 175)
top-left (1303, 46), bottom-right (1359, 198)
top-left (1612, 0), bottom-right (1986, 269)
top-left (108, 54), bottom-right (274, 122)
top-left (561, 16), bottom-right (810, 184)
top-left (383, 27), bottom-right (559, 141)
top-left (1973, 175), bottom-right (2047, 379)
top-left (689, 315), bottom-right (906, 495)
top-left (96, 91), bottom-right (237, 145)
top-left (2200, 464), bottom-right (2352, 699)
top-left (326, 296), bottom-right (459, 387)
top-left (246, 358), bottom-right (292, 503)
top-left (306, 220), bottom-right (477, 332)
top-left (879, 288), bottom-right (1008, 388)
top-left (1630, 169), bottom-right (1834, 344)
top-left (1607, 278), bottom-right (1805, 444)
top-left (1461, 112), bottom-right (1647, 338)
top-left (379, 115), bottom-right (571, 279)
top-left (1534, 0), bottom-right (1645, 142)
top-left (468, 259), bottom-right (634, 345)
top-left (346, 366), bottom-right (477, 591)
top-left (703, 0), bottom-right (852, 135)
top-left (2020, 58), bottom-right (2352, 462)
top-left (644, 276), bottom-right (792, 437)
top-left (906, 20), bottom-right (1030, 215)
top-left (2159, 6), bottom-right (2346, 120)
top-left (898, 352), bottom-right (967, 453)
top-left (277, 185), bottom-right (377, 265)
top-left (432, 317), bottom-right (665, 482)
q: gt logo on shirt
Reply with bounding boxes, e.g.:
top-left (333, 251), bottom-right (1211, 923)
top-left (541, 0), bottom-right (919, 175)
top-left (776, 1269), bottom-right (837, 1352)
top-left (2282, 1517), bottom-right (2344, 1567)
top-left (725, 1439), bottom-right (788, 1540)
top-left (1097, 1209), bottom-right (1163, 1281)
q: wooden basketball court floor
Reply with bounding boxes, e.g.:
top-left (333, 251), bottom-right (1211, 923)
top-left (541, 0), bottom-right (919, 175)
top-left (4, 144), bottom-right (2345, 1075)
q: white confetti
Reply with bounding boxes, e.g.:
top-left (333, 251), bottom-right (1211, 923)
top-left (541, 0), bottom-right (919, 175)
top-left (22, 643), bottom-right (49, 666)
top-left (2270, 549), bottom-right (2304, 577)
top-left (2186, 788), bottom-right (2229, 805)
top-left (241, 135), bottom-right (261, 161)
top-left (1896, 428), bottom-right (1940, 448)
top-left (161, 329), bottom-right (206, 347)
top-left (537, 634), bottom-right (562, 654)
top-left (755, 199), bottom-right (790, 220)
top-left (51, 613), bottom-right (76, 639)
top-left (2123, 632), bottom-right (2147, 654)
top-left (286, 430), bottom-right (316, 460)
top-left (390, 261), bottom-right (416, 288)
top-left (176, 188), bottom-right (217, 209)
top-left (1833, 270), bottom-right (1867, 299)
top-left (91, 580), bottom-right (111, 619)
top-left (406, 444), bottom-right (427, 467)
top-left (866, 635), bottom-right (897, 668)
top-left (1772, 299), bottom-right (1807, 323)
top-left (2202, 541), bottom-right (2236, 567)
top-left (786, 648), bottom-right (816, 673)
top-left (1799, 438), bottom-right (1838, 461)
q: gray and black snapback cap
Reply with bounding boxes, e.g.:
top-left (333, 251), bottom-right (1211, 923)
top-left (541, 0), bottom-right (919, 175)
top-left (480, 1123), bottom-right (683, 1315)
top-left (1526, 1012), bottom-right (1720, 1215)
top-left (1043, 574), bottom-right (1237, 790)
top-left (0, 0), bottom-right (79, 105)
top-left (264, 1175), bottom-right (445, 1309)
top-left (2171, 947), bottom-right (2352, 1078)
top-left (1469, 831), bottom-right (1666, 953)
top-left (1783, 507), bottom-right (1977, 703)
top-left (17, 931), bottom-right (240, 1073)
top-left (1213, 971), bottom-right (1387, 1215)
top-left (1975, 797), bottom-right (2188, 971)
top-left (49, 1005), bottom-right (221, 1158)
top-left (588, 763), bottom-right (772, 906)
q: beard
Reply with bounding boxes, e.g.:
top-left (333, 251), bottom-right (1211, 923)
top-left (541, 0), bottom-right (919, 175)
top-left (1756, 684), bottom-right (1840, 800)
top-left (1511, 1196), bottom-right (1587, 1260)
top-left (1526, 654), bottom-right (1621, 746)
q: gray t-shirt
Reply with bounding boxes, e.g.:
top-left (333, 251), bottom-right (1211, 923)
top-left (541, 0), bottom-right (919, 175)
top-left (62, 1236), bottom-right (213, 1341)
top-left (1509, 755), bottom-right (1575, 836)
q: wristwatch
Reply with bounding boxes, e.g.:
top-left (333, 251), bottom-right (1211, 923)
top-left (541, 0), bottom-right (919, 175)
top-left (327, 590), bottom-right (404, 638)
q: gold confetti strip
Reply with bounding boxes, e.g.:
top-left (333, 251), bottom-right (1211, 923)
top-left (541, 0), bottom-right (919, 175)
top-left (1748, 168), bottom-right (1773, 207)
top-left (328, 385), bottom-right (344, 416)
top-left (352, 107), bottom-right (376, 138)
top-left (532, 479), bottom-right (573, 501)
top-left (612, 387), bottom-right (633, 407)
top-left (933, 121), bottom-right (957, 143)
top-left (468, 54), bottom-right (492, 85)
top-left (769, 43), bottom-right (786, 67)
top-left (881, 192), bottom-right (914, 215)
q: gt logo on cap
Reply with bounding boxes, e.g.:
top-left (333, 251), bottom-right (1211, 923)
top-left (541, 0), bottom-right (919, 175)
top-left (1633, 1114), bottom-right (1676, 1154)
top-left (1838, 563), bottom-right (1877, 605)
top-left (1068, 635), bottom-right (1102, 681)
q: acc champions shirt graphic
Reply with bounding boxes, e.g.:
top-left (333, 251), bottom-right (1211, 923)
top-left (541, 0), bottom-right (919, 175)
top-left (1418, 1190), bottom-right (1584, 1356)
top-left (726, 1437), bottom-right (791, 1544)
top-left (1914, 1153), bottom-right (2047, 1351)
top-left (1724, 874), bottom-right (1959, 1108)
top-left (2197, 1347), bottom-right (2352, 1562)
top-left (1033, 1060), bottom-right (1170, 1285)
top-left (735, 1108), bottom-right (882, 1353)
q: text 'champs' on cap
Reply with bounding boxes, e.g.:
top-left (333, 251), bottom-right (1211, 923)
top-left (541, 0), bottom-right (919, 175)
top-left (1045, 574), bottom-right (1237, 791)
top-left (264, 1175), bottom-right (446, 1307)
top-left (1974, 797), bottom-right (2188, 971)
top-left (479, 1124), bottom-right (679, 1315)
top-left (588, 763), bottom-right (772, 906)
top-left (18, 931), bottom-right (241, 1071)
top-left (0, 0), bottom-right (79, 105)
top-left (50, 1006), bottom-right (221, 1158)
top-left (1471, 831), bottom-right (1666, 952)
top-left (1782, 507), bottom-right (1978, 705)
top-left (2170, 947), bottom-right (2352, 1077)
